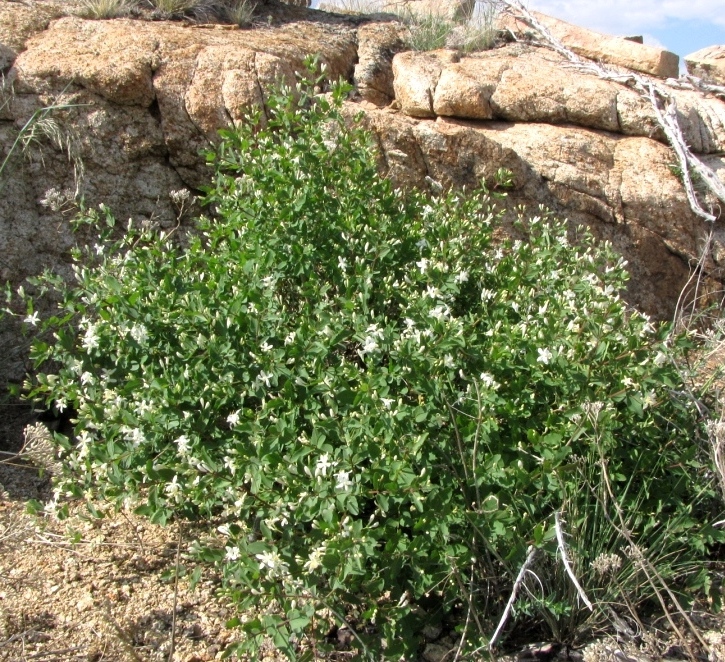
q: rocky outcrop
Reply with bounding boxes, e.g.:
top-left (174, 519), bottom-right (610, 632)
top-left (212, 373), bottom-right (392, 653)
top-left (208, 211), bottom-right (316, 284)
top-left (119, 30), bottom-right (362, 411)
top-left (499, 10), bottom-right (680, 79)
top-left (392, 46), bottom-right (725, 154)
top-left (686, 46), bottom-right (725, 86)
top-left (1, 1), bottom-right (725, 384)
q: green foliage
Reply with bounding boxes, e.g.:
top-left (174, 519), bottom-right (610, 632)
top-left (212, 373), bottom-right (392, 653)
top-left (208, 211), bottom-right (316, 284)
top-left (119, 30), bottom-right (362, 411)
top-left (21, 68), bottom-right (722, 658)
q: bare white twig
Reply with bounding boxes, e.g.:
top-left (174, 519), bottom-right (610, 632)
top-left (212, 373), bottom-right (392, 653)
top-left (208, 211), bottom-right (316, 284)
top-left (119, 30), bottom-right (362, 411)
top-left (489, 545), bottom-right (537, 650)
top-left (554, 511), bottom-right (593, 611)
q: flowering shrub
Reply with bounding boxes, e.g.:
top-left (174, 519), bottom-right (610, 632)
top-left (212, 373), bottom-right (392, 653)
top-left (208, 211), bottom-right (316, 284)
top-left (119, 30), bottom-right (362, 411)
top-left (21, 70), bottom-right (721, 658)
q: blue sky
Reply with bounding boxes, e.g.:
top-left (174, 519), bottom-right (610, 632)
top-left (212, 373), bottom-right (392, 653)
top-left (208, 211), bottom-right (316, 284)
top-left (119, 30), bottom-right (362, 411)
top-left (525, 1), bottom-right (725, 59)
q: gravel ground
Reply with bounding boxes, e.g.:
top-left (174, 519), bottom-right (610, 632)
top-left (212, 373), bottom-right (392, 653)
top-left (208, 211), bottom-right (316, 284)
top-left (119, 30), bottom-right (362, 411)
top-left (0, 459), bottom-right (257, 662)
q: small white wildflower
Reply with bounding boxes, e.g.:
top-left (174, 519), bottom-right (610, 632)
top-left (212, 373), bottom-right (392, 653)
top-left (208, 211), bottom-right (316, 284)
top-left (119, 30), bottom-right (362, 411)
top-left (174, 435), bottom-right (191, 456)
top-left (361, 336), bottom-right (379, 354)
top-left (443, 354), bottom-right (455, 369)
top-left (165, 475), bottom-right (182, 500)
top-left (224, 455), bottom-right (236, 475)
top-left (480, 288), bottom-right (495, 301)
top-left (454, 270), bottom-right (469, 284)
top-left (284, 331), bottom-right (296, 345)
top-left (260, 341), bottom-right (273, 353)
top-left (416, 258), bottom-right (430, 274)
top-left (653, 351), bottom-right (667, 367)
top-left (429, 304), bottom-right (450, 321)
top-left (338, 256), bottom-right (348, 270)
top-left (425, 285), bottom-right (441, 299)
top-left (642, 390), bottom-right (657, 409)
top-left (335, 470), bottom-right (353, 491)
top-left (169, 188), bottom-right (191, 205)
top-left (381, 397), bottom-right (395, 409)
top-left (82, 325), bottom-right (100, 351)
top-left (227, 410), bottom-right (241, 427)
top-left (480, 372), bottom-right (499, 390)
top-left (256, 550), bottom-right (288, 577)
top-left (366, 323), bottom-right (384, 339)
top-left (303, 546), bottom-right (326, 572)
top-left (130, 324), bottom-right (148, 344)
top-left (23, 311), bottom-right (40, 326)
top-left (257, 371), bottom-right (273, 388)
top-left (80, 371), bottom-right (94, 386)
top-left (226, 546), bottom-right (241, 561)
top-left (55, 398), bottom-right (68, 413)
top-left (537, 347), bottom-right (553, 365)
top-left (315, 453), bottom-right (334, 477)
top-left (126, 428), bottom-right (146, 447)
top-left (261, 275), bottom-right (275, 288)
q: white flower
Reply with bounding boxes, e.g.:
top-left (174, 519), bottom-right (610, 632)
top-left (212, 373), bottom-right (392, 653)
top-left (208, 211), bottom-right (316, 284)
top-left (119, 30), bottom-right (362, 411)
top-left (537, 347), bottom-right (553, 365)
top-left (24, 311), bottom-right (40, 326)
top-left (416, 258), bottom-right (430, 274)
top-left (260, 341), bottom-right (273, 353)
top-left (335, 470), bottom-right (353, 491)
top-left (257, 371), bottom-right (273, 388)
top-left (284, 331), bottom-right (296, 345)
top-left (174, 435), bottom-right (191, 456)
top-left (366, 323), bottom-right (384, 339)
top-left (126, 428), bottom-right (146, 447)
top-left (361, 336), bottom-right (379, 354)
top-left (338, 256), bottom-right (348, 270)
top-left (642, 390), bottom-right (657, 409)
top-left (454, 270), bottom-right (469, 284)
top-left (165, 475), bottom-right (182, 500)
top-left (55, 398), bottom-right (68, 413)
top-left (261, 275), bottom-right (275, 288)
top-left (425, 285), bottom-right (441, 299)
top-left (227, 410), bottom-right (241, 427)
top-left (82, 325), bottom-right (100, 351)
top-left (416, 238), bottom-right (429, 249)
top-left (130, 324), bottom-right (148, 344)
top-left (443, 354), bottom-right (455, 369)
top-left (256, 550), bottom-right (289, 577)
top-left (315, 453), bottom-right (333, 477)
top-left (224, 455), bottom-right (237, 475)
top-left (480, 288), bottom-right (495, 301)
top-left (381, 397), bottom-right (395, 409)
top-left (479, 372), bottom-right (499, 390)
top-left (429, 304), bottom-right (450, 321)
top-left (303, 546), bottom-right (326, 572)
top-left (226, 546), bottom-right (241, 561)
top-left (80, 371), bottom-right (94, 386)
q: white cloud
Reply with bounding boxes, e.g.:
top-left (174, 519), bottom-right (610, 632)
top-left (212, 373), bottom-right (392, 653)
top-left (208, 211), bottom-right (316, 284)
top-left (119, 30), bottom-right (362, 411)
top-left (641, 33), bottom-right (666, 50)
top-left (523, 0), bottom-right (725, 37)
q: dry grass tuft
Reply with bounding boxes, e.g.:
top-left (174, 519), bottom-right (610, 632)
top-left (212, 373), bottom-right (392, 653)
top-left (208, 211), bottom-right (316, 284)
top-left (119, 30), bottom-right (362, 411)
top-left (218, 0), bottom-right (256, 26)
top-left (77, 0), bottom-right (138, 19)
